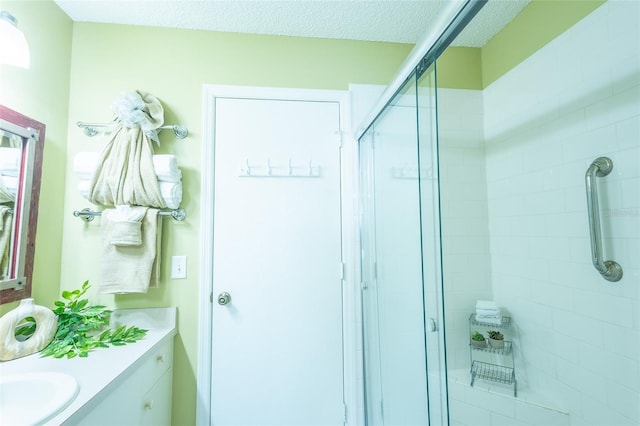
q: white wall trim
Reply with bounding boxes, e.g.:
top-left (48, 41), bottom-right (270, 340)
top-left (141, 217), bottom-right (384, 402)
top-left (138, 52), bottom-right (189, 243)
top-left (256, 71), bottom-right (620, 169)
top-left (196, 84), bottom-right (363, 425)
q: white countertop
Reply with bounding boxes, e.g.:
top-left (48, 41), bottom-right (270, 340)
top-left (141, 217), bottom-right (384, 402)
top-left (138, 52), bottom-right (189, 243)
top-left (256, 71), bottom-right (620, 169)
top-left (0, 307), bottom-right (177, 425)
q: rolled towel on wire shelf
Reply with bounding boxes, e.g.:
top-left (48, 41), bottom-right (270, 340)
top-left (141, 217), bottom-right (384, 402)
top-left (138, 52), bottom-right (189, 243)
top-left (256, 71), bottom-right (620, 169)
top-left (475, 300), bottom-right (503, 324)
top-left (476, 308), bottom-right (501, 317)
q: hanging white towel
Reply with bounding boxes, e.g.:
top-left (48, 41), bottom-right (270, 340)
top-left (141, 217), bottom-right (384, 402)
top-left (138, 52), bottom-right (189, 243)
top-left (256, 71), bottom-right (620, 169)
top-left (88, 91), bottom-right (166, 208)
top-left (103, 205), bottom-right (148, 246)
top-left (74, 152), bottom-right (181, 182)
top-left (78, 179), bottom-right (181, 209)
top-left (99, 208), bottom-right (160, 294)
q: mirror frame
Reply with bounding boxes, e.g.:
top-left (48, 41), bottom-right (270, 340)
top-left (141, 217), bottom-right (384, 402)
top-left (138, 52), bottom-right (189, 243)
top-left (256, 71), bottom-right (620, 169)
top-left (0, 105), bottom-right (45, 304)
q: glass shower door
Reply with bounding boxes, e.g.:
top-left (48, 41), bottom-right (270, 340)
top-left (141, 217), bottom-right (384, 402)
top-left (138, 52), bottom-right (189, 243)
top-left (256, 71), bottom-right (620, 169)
top-left (360, 62), bottom-right (447, 425)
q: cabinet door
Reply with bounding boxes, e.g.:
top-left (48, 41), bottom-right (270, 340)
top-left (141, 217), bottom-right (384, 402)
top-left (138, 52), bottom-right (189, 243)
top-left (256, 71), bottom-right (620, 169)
top-left (69, 373), bottom-right (142, 425)
top-left (140, 367), bottom-right (173, 426)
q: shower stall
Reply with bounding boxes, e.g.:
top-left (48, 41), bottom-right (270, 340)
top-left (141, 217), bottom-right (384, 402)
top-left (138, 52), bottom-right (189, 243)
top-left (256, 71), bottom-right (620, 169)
top-left (357, 1), bottom-right (639, 425)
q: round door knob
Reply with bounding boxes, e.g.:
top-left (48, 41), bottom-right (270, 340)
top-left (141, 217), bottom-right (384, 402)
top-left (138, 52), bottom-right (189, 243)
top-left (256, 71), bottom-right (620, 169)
top-left (217, 292), bottom-right (231, 305)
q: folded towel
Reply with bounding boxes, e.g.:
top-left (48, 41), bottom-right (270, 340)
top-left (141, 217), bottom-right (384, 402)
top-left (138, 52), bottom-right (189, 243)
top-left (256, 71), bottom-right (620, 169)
top-left (0, 148), bottom-right (21, 177)
top-left (74, 152), bottom-right (181, 182)
top-left (476, 300), bottom-right (499, 311)
top-left (475, 315), bottom-right (503, 325)
top-left (99, 208), bottom-right (160, 294)
top-left (103, 206), bottom-right (148, 246)
top-left (476, 308), bottom-right (501, 317)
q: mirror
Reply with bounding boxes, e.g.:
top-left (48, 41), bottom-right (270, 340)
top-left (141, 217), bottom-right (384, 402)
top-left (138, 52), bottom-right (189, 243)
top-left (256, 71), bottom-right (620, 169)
top-left (0, 105), bottom-right (45, 304)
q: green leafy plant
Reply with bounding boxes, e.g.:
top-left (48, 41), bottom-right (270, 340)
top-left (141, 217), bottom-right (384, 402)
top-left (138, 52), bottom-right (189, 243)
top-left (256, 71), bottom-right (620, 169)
top-left (487, 330), bottom-right (504, 341)
top-left (40, 281), bottom-right (147, 359)
top-left (470, 330), bottom-right (485, 341)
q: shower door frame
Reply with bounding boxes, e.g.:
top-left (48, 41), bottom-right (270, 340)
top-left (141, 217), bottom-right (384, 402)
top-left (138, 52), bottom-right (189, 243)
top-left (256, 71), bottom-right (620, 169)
top-left (354, 1), bottom-right (488, 425)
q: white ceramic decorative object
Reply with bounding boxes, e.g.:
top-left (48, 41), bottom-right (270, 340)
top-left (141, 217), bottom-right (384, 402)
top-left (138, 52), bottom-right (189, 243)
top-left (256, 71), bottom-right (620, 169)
top-left (0, 298), bottom-right (57, 361)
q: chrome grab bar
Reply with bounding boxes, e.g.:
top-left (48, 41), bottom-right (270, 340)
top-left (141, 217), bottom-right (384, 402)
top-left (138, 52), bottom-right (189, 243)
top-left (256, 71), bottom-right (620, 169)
top-left (585, 157), bottom-right (623, 282)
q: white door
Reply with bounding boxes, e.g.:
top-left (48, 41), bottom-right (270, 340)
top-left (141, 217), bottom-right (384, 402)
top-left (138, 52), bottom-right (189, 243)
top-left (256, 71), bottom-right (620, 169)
top-left (210, 96), bottom-right (345, 425)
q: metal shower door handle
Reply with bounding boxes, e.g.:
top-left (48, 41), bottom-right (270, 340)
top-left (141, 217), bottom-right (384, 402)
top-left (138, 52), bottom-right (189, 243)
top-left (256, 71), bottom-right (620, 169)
top-left (584, 157), bottom-right (623, 282)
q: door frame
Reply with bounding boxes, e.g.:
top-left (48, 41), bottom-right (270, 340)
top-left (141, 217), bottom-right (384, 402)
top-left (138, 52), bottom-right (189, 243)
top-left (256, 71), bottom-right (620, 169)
top-left (196, 85), bottom-right (362, 425)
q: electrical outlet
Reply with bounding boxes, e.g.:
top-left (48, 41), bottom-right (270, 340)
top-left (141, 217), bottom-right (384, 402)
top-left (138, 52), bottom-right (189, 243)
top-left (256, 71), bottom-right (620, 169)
top-left (171, 256), bottom-right (187, 279)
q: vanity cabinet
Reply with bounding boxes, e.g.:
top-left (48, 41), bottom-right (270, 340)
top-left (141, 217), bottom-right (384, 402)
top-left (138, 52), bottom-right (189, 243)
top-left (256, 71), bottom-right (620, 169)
top-left (66, 339), bottom-right (173, 425)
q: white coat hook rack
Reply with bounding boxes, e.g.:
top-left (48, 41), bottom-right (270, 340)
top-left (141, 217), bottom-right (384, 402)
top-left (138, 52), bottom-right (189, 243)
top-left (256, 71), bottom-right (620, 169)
top-left (239, 158), bottom-right (321, 178)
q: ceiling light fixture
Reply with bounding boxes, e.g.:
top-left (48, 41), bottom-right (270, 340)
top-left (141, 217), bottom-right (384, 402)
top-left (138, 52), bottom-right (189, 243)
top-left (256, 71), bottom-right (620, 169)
top-left (0, 11), bottom-right (30, 69)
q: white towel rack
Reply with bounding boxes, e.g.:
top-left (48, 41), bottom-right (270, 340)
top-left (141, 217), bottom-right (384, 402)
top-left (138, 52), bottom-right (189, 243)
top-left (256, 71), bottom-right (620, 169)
top-left (73, 207), bottom-right (186, 222)
top-left (239, 159), bottom-right (321, 178)
top-left (77, 122), bottom-right (188, 139)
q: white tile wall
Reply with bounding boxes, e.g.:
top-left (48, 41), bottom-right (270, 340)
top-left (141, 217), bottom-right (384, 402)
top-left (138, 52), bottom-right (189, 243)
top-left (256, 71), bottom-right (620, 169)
top-left (447, 370), bottom-right (570, 426)
top-left (477, 1), bottom-right (640, 424)
top-left (438, 89), bottom-right (492, 369)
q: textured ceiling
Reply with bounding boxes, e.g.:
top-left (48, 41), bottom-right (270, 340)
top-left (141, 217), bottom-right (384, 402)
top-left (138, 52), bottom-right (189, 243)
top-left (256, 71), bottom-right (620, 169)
top-left (53, 0), bottom-right (530, 47)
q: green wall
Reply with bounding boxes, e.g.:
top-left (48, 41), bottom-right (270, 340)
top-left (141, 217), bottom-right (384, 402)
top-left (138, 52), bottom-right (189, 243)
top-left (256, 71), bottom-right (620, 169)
top-left (438, 0), bottom-right (607, 90)
top-left (60, 21), bottom-right (412, 426)
top-left (1, 0), bottom-right (608, 424)
top-left (481, 0), bottom-right (606, 87)
top-left (0, 0), bottom-right (72, 315)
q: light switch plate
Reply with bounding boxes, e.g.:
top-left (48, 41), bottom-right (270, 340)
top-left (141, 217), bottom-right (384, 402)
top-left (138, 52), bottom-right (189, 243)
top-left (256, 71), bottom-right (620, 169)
top-left (171, 255), bottom-right (187, 279)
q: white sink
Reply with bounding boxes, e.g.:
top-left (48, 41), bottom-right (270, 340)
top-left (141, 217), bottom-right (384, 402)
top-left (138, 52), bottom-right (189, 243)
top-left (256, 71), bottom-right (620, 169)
top-left (0, 371), bottom-right (79, 425)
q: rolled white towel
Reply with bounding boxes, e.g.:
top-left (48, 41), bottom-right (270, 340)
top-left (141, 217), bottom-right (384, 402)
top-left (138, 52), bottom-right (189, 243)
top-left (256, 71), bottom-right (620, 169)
top-left (78, 179), bottom-right (90, 199)
top-left (73, 152), bottom-right (100, 180)
top-left (0, 148), bottom-right (21, 177)
top-left (0, 175), bottom-right (18, 192)
top-left (74, 152), bottom-right (181, 182)
top-left (159, 181), bottom-right (182, 209)
top-left (152, 155), bottom-right (182, 183)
